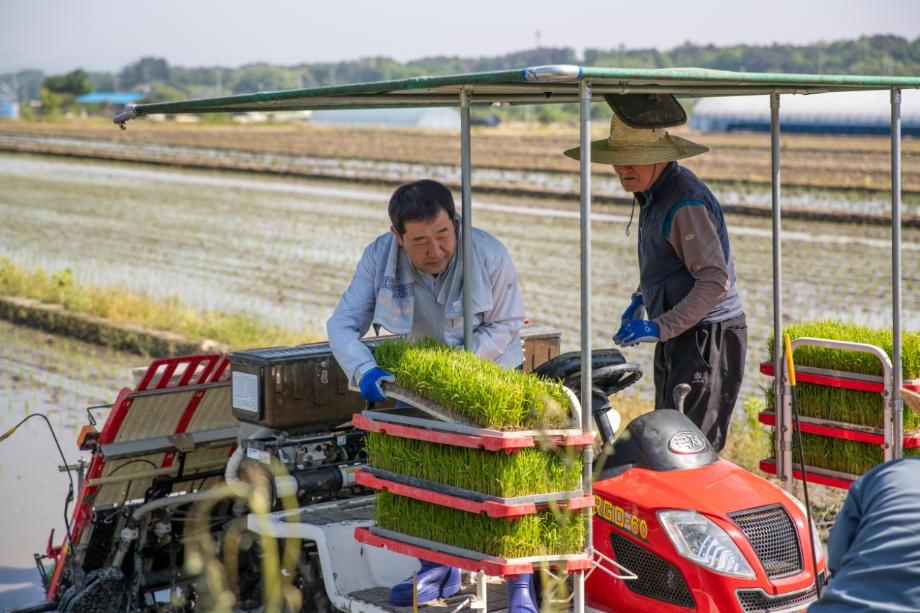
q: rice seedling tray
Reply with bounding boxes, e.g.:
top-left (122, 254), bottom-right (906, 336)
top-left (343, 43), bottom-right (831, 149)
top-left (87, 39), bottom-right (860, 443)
top-left (760, 361), bottom-right (920, 393)
top-left (353, 410), bottom-right (594, 452)
top-left (759, 458), bottom-right (858, 489)
top-left (355, 467), bottom-right (592, 518)
top-left (354, 526), bottom-right (592, 577)
top-left (758, 411), bottom-right (920, 448)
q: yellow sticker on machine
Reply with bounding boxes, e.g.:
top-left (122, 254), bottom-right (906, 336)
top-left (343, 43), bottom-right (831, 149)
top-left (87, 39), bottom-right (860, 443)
top-left (594, 495), bottom-right (649, 540)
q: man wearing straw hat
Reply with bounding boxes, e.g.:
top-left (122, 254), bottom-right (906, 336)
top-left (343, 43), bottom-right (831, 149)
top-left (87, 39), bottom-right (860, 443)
top-left (565, 115), bottom-right (746, 452)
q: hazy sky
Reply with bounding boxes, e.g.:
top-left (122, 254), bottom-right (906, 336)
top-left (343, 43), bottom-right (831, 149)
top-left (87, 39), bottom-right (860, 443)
top-left (2, 0), bottom-right (919, 74)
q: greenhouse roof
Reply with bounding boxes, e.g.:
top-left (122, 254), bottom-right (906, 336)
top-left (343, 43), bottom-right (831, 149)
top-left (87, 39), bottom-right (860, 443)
top-left (115, 65), bottom-right (920, 125)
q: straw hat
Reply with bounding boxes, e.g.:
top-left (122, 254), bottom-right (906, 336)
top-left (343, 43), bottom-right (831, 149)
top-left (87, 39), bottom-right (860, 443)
top-left (564, 115), bottom-right (709, 165)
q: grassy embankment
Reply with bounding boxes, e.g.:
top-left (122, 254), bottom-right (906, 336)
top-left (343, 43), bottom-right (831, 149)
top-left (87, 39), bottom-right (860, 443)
top-left (0, 258), bottom-right (310, 351)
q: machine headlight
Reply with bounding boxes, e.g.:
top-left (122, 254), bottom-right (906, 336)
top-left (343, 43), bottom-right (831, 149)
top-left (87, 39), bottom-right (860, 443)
top-left (658, 510), bottom-right (756, 578)
top-left (780, 489), bottom-right (824, 563)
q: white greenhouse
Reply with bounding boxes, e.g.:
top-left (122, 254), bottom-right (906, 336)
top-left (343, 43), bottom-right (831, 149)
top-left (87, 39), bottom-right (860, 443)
top-left (310, 107), bottom-right (461, 130)
top-left (689, 89), bottom-right (920, 136)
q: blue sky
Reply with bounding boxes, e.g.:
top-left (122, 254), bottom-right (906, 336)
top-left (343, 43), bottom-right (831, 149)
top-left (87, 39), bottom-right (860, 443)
top-left (2, 0), bottom-right (919, 74)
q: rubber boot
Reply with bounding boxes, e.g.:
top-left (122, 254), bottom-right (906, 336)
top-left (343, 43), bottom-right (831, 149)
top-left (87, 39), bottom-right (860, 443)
top-left (507, 573), bottom-right (538, 613)
top-left (388, 560), bottom-right (461, 606)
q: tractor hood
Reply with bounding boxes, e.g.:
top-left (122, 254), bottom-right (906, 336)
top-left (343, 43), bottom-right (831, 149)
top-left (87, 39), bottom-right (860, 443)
top-left (593, 459), bottom-right (796, 518)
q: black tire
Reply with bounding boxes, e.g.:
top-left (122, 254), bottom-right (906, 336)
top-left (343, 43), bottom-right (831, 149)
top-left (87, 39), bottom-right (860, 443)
top-left (533, 349), bottom-right (628, 380)
top-left (58, 568), bottom-right (128, 613)
top-left (562, 363), bottom-right (642, 397)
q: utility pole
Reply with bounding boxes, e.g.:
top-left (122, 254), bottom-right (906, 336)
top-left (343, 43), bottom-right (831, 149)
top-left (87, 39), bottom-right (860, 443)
top-left (535, 31), bottom-right (541, 49)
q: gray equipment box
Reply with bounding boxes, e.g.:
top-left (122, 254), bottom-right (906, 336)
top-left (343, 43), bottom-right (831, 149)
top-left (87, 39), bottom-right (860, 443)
top-left (230, 338), bottom-right (392, 432)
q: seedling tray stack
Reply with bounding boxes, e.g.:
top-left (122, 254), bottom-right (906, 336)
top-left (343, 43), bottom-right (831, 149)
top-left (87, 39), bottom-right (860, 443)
top-left (352, 339), bottom-right (593, 576)
top-left (759, 322), bottom-right (920, 489)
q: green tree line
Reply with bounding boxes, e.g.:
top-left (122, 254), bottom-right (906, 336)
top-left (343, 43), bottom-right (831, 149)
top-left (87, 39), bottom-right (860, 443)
top-left (3, 35), bottom-right (918, 121)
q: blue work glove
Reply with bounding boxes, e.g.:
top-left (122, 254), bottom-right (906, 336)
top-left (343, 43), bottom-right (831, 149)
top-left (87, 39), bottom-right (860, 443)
top-left (620, 292), bottom-right (645, 327)
top-left (613, 320), bottom-right (660, 347)
top-left (358, 367), bottom-right (395, 403)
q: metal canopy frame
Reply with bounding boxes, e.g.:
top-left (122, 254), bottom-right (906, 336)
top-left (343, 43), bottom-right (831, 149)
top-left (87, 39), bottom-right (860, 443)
top-left (115, 65), bottom-right (920, 119)
top-left (116, 65), bottom-right (920, 613)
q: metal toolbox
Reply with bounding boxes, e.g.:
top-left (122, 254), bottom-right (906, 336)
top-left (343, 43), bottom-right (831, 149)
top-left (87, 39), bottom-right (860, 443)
top-left (230, 338), bottom-right (392, 431)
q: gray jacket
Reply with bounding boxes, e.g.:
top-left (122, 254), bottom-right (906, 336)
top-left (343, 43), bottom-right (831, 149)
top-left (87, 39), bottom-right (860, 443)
top-left (809, 457), bottom-right (920, 612)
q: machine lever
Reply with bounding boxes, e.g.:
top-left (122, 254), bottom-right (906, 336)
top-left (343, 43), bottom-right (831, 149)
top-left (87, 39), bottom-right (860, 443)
top-left (672, 383), bottom-right (691, 414)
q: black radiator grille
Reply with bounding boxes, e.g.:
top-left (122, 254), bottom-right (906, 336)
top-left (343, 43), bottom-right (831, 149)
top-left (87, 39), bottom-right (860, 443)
top-left (737, 584), bottom-right (818, 613)
top-left (610, 532), bottom-right (695, 609)
top-left (730, 504), bottom-right (803, 579)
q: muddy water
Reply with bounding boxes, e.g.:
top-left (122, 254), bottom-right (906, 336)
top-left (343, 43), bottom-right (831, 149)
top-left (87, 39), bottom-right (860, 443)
top-left (0, 321), bottom-right (137, 608)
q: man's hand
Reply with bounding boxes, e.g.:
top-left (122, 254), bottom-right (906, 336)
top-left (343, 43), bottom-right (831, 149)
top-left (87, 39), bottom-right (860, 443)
top-left (613, 320), bottom-right (660, 347)
top-left (359, 367), bottom-right (396, 403)
top-left (620, 292), bottom-right (645, 327)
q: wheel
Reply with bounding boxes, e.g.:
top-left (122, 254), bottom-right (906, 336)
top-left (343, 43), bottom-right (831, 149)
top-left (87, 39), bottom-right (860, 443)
top-left (58, 568), bottom-right (129, 613)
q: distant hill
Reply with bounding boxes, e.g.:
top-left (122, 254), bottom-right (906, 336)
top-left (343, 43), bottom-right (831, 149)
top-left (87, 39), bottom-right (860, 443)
top-left (3, 35), bottom-right (918, 123)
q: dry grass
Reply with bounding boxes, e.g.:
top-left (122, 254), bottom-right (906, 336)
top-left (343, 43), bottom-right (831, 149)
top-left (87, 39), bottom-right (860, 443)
top-left (0, 258), bottom-right (313, 350)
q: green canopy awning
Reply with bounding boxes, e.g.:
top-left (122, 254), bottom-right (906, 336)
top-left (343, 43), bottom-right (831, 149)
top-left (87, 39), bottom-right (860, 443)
top-left (115, 64), bottom-right (920, 125)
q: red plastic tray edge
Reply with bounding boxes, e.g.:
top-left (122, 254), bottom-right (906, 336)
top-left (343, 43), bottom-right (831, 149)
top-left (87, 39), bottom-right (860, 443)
top-left (759, 459), bottom-right (854, 490)
top-left (353, 413), bottom-right (594, 452)
top-left (356, 470), bottom-right (593, 518)
top-left (354, 526), bottom-right (592, 576)
top-left (758, 412), bottom-right (920, 448)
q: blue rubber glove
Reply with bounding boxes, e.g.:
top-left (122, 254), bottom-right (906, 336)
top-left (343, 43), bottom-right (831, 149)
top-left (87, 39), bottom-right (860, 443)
top-left (358, 367), bottom-right (395, 403)
top-left (613, 320), bottom-right (660, 347)
top-left (620, 292), bottom-right (645, 327)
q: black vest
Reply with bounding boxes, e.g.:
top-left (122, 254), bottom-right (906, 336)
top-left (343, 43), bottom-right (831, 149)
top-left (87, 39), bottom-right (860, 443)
top-left (637, 162), bottom-right (743, 324)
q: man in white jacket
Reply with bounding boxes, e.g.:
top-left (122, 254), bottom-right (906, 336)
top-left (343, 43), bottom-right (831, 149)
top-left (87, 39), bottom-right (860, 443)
top-left (327, 179), bottom-right (532, 609)
top-left (328, 179), bottom-right (524, 401)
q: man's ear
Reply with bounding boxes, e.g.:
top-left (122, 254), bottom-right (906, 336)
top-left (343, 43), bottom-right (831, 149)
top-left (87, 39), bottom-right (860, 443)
top-left (390, 225), bottom-right (403, 246)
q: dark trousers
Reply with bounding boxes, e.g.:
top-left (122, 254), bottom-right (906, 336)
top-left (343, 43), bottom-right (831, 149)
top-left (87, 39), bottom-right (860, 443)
top-left (653, 313), bottom-right (747, 452)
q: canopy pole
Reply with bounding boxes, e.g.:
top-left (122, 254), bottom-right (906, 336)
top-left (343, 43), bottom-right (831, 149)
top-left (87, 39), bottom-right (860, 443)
top-left (574, 77), bottom-right (592, 613)
top-left (460, 88), bottom-right (473, 351)
top-left (891, 87), bottom-right (903, 459)
top-left (770, 93), bottom-right (792, 487)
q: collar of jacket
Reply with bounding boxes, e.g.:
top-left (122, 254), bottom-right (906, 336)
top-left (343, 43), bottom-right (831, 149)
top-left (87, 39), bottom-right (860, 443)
top-left (635, 161), bottom-right (679, 207)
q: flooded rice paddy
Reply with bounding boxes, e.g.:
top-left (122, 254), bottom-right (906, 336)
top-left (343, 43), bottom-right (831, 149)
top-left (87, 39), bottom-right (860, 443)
top-left (0, 320), bottom-right (136, 608)
top-left (2, 132), bottom-right (917, 216)
top-left (3, 151), bottom-right (920, 398)
top-left (1, 151), bottom-right (919, 605)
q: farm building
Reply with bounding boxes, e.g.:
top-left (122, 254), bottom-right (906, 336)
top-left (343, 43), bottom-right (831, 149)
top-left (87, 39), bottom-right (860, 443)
top-left (311, 107), bottom-right (461, 130)
top-left (689, 89), bottom-right (920, 136)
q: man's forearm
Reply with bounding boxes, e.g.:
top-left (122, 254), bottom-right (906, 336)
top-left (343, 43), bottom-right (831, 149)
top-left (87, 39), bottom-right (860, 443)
top-left (653, 271), bottom-right (727, 340)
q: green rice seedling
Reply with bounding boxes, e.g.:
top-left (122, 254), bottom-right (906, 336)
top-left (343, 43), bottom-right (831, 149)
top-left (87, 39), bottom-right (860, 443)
top-left (767, 320), bottom-right (920, 379)
top-left (765, 321), bottom-right (920, 432)
top-left (365, 433), bottom-right (582, 497)
top-left (375, 492), bottom-right (586, 559)
top-left (374, 338), bottom-right (571, 430)
top-left (763, 382), bottom-right (920, 431)
top-left (769, 431), bottom-right (920, 476)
